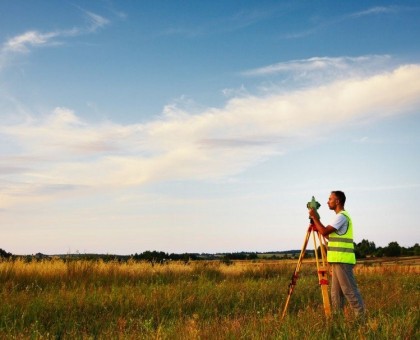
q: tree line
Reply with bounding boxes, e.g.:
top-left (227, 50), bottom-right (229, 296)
top-left (354, 240), bottom-right (419, 258)
top-left (1, 240), bottom-right (419, 262)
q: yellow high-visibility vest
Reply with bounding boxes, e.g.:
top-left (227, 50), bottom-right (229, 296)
top-left (327, 210), bottom-right (356, 264)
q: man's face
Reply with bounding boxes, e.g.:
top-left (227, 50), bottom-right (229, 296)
top-left (327, 193), bottom-right (338, 210)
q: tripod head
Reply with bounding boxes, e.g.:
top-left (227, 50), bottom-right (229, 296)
top-left (307, 196), bottom-right (321, 224)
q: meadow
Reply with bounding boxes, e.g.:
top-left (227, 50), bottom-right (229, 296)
top-left (0, 258), bottom-right (418, 339)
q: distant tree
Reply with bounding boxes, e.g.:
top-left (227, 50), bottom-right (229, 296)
top-left (383, 242), bottom-right (401, 257)
top-left (401, 246), bottom-right (410, 256)
top-left (247, 253), bottom-right (259, 260)
top-left (355, 239), bottom-right (376, 258)
top-left (414, 243), bottom-right (420, 256)
top-left (374, 247), bottom-right (384, 257)
top-left (140, 251), bottom-right (168, 264)
top-left (168, 253), bottom-right (198, 263)
top-left (0, 248), bottom-right (12, 259)
top-left (220, 252), bottom-right (259, 261)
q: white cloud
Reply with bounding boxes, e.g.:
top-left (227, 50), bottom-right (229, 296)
top-left (242, 55), bottom-right (392, 77)
top-left (350, 6), bottom-right (399, 18)
top-left (1, 10), bottom-right (109, 56)
top-left (3, 31), bottom-right (59, 53)
top-left (1, 63), bottom-right (420, 208)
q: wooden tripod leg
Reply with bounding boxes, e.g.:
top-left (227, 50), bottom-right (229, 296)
top-left (314, 230), bottom-right (331, 318)
top-left (281, 226), bottom-right (312, 320)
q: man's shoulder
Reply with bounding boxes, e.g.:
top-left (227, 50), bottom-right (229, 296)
top-left (339, 210), bottom-right (351, 218)
top-left (334, 213), bottom-right (347, 222)
top-left (331, 213), bottom-right (348, 234)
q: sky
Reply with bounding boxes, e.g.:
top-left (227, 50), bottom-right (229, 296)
top-left (1, 1), bottom-right (420, 255)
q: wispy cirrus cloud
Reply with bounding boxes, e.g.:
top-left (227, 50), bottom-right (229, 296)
top-left (282, 5), bottom-right (415, 40)
top-left (350, 6), bottom-right (402, 18)
top-left (82, 10), bottom-right (110, 33)
top-left (1, 60), bottom-right (420, 208)
top-left (3, 31), bottom-right (61, 53)
top-left (1, 9), bottom-right (109, 56)
top-left (241, 55), bottom-right (393, 82)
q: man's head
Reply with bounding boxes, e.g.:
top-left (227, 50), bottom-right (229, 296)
top-left (328, 190), bottom-right (346, 211)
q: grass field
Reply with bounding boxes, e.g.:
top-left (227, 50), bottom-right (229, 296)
top-left (0, 257), bottom-right (419, 339)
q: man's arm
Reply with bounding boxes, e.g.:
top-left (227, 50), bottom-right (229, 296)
top-left (308, 208), bottom-right (336, 238)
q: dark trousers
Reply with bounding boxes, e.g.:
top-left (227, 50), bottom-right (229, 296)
top-left (330, 263), bottom-right (365, 316)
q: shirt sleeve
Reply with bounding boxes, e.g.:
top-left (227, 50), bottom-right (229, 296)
top-left (330, 214), bottom-right (348, 235)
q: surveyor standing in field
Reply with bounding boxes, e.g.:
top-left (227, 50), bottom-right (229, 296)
top-left (308, 190), bottom-right (365, 318)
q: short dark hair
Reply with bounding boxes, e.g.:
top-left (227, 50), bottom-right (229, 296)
top-left (331, 191), bottom-right (346, 205)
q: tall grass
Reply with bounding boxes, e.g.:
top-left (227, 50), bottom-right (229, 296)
top-left (0, 258), bottom-right (418, 339)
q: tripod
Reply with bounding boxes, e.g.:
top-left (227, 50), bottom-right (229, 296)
top-left (281, 220), bottom-right (331, 319)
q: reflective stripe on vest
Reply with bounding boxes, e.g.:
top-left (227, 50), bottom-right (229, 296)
top-left (327, 211), bottom-right (356, 264)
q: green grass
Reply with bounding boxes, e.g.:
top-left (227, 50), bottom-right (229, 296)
top-left (0, 258), bottom-right (418, 339)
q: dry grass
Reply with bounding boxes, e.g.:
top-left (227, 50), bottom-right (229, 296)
top-left (0, 257), bottom-right (418, 339)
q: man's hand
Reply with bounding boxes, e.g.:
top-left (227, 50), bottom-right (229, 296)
top-left (308, 208), bottom-right (336, 237)
top-left (308, 208), bottom-right (319, 221)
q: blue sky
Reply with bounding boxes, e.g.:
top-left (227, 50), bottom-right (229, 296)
top-left (1, 1), bottom-right (419, 255)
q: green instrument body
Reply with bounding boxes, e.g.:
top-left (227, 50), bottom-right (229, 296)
top-left (307, 196), bottom-right (321, 220)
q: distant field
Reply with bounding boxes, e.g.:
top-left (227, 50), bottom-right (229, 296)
top-left (0, 257), bottom-right (418, 339)
top-left (359, 256), bottom-right (420, 266)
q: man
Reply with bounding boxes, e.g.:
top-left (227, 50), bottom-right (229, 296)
top-left (308, 190), bottom-right (365, 318)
